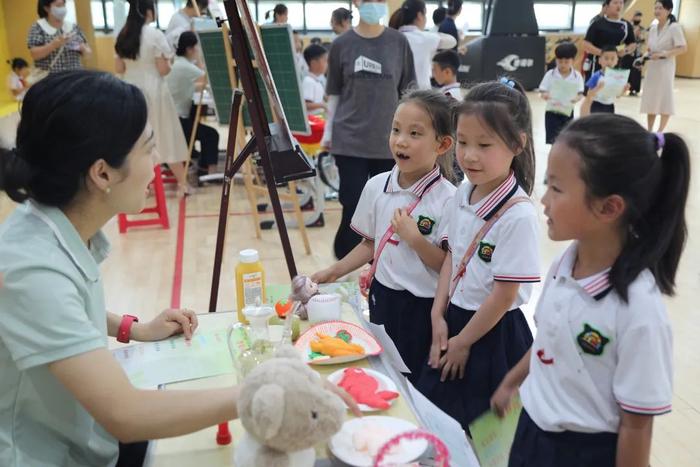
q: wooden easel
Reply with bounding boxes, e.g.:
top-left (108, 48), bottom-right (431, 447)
top-left (219, 18), bottom-right (311, 254)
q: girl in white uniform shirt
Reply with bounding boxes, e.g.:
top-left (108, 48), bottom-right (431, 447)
top-left (416, 79), bottom-right (540, 432)
top-left (389, 0), bottom-right (457, 90)
top-left (492, 114), bottom-right (689, 467)
top-left (313, 90), bottom-right (457, 382)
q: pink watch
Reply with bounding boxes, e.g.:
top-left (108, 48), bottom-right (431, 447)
top-left (117, 315), bottom-right (139, 343)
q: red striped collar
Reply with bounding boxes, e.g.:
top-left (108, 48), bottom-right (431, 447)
top-left (383, 165), bottom-right (442, 198)
top-left (462, 172), bottom-right (518, 220)
top-left (554, 243), bottom-right (613, 301)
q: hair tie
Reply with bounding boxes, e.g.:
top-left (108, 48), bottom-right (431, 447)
top-left (654, 132), bottom-right (665, 151)
top-left (499, 77), bottom-right (515, 89)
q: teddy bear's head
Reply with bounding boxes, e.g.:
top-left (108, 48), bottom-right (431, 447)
top-left (237, 347), bottom-right (345, 453)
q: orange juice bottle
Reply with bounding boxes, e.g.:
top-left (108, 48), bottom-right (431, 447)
top-left (235, 249), bottom-right (266, 324)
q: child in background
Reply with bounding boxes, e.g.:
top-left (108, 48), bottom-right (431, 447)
top-left (492, 114), bottom-right (688, 467)
top-left (6, 58), bottom-right (29, 102)
top-left (432, 50), bottom-right (462, 101)
top-left (312, 90), bottom-right (457, 382)
top-left (302, 44), bottom-right (328, 115)
top-left (416, 78), bottom-right (539, 432)
top-left (581, 44), bottom-right (628, 115)
top-left (539, 42), bottom-right (584, 144)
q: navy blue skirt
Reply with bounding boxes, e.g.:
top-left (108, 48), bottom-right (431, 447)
top-left (508, 409), bottom-right (618, 467)
top-left (415, 302), bottom-right (533, 432)
top-left (369, 280), bottom-right (434, 384)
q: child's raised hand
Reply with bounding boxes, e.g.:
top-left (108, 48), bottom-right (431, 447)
top-left (439, 336), bottom-right (470, 382)
top-left (391, 208), bottom-right (420, 246)
top-left (429, 316), bottom-right (449, 368)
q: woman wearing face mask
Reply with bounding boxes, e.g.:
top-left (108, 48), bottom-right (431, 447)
top-left (624, 11), bottom-right (646, 96)
top-left (389, 0), bottom-right (456, 90)
top-left (640, 0), bottom-right (687, 132)
top-left (321, 0), bottom-right (416, 260)
top-left (27, 0), bottom-right (92, 74)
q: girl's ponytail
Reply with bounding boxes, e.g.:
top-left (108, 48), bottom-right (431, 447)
top-left (642, 133), bottom-right (690, 295)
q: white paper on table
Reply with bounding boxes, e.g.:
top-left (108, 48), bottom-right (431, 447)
top-left (545, 79), bottom-right (580, 116)
top-left (367, 322), bottom-right (411, 374)
top-left (404, 381), bottom-right (481, 467)
top-left (596, 68), bottom-right (630, 102)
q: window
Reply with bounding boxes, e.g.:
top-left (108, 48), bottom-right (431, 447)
top-left (573, 1), bottom-right (603, 32)
top-left (534, 2), bottom-right (573, 31)
top-left (92, 1), bottom-right (670, 35)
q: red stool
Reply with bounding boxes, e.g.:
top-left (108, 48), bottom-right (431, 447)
top-left (160, 165), bottom-right (178, 185)
top-left (117, 165), bottom-right (170, 233)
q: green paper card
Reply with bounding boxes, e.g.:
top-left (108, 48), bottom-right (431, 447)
top-left (468, 396), bottom-right (523, 467)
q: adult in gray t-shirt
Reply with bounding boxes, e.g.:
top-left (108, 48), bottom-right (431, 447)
top-left (324, 25), bottom-right (416, 259)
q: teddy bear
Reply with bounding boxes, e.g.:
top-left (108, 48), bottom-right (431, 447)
top-left (233, 346), bottom-right (346, 467)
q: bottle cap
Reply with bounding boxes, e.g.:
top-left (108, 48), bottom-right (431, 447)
top-left (239, 249), bottom-right (259, 263)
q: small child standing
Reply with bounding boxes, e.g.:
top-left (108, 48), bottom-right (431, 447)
top-left (539, 42), bottom-right (584, 144)
top-left (431, 50), bottom-right (462, 101)
top-left (6, 58), bottom-right (30, 102)
top-left (581, 44), bottom-right (628, 115)
top-left (302, 44), bottom-right (328, 115)
top-left (416, 78), bottom-right (540, 432)
top-left (312, 90), bottom-right (457, 382)
top-left (492, 114), bottom-right (689, 467)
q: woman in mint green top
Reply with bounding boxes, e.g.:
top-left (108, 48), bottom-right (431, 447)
top-left (0, 71), bottom-right (241, 467)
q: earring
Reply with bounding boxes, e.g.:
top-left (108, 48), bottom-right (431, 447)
top-left (105, 187), bottom-right (111, 195)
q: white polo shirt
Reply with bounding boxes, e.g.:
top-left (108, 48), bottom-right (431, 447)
top-left (538, 67), bottom-right (585, 94)
top-left (440, 82), bottom-right (462, 101)
top-left (444, 172), bottom-right (540, 311)
top-left (520, 243), bottom-right (673, 433)
top-left (302, 73), bottom-right (325, 115)
top-left (351, 166), bottom-right (456, 298)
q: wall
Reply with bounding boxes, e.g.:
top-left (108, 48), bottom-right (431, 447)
top-left (1, 0), bottom-right (36, 65)
top-left (0, 0), bottom-right (13, 105)
top-left (676, 0), bottom-right (700, 77)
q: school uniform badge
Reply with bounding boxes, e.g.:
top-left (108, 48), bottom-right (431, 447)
top-left (417, 216), bottom-right (435, 235)
top-left (577, 323), bottom-right (610, 355)
top-left (478, 241), bottom-right (495, 262)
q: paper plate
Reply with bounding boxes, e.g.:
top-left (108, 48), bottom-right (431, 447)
top-left (294, 321), bottom-right (382, 365)
top-left (328, 416), bottom-right (427, 467)
top-left (327, 367), bottom-right (399, 412)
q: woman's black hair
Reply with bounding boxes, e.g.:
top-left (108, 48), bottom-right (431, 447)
top-left (657, 0), bottom-right (677, 23)
top-left (0, 71), bottom-right (148, 207)
top-left (447, 0), bottom-right (463, 16)
top-left (115, 0), bottom-right (156, 60)
top-left (433, 7), bottom-right (446, 26)
top-left (399, 89), bottom-right (457, 183)
top-left (331, 7), bottom-right (352, 25)
top-left (265, 3), bottom-right (288, 22)
top-left (37, 0), bottom-right (56, 19)
top-left (389, 0), bottom-right (426, 30)
top-left (9, 58), bottom-right (29, 70)
top-left (176, 31), bottom-right (198, 56)
top-left (558, 114), bottom-right (690, 300)
top-left (455, 79), bottom-right (535, 195)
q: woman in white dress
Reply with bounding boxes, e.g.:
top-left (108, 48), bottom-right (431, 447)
top-left (115, 0), bottom-right (191, 196)
top-left (389, 0), bottom-right (456, 90)
top-left (640, 0), bottom-right (687, 132)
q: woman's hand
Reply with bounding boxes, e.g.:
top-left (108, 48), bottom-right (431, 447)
top-left (439, 336), bottom-right (470, 382)
top-left (429, 316), bottom-right (448, 369)
top-left (324, 379), bottom-right (362, 417)
top-left (491, 380), bottom-right (519, 418)
top-left (52, 34), bottom-right (69, 50)
top-left (134, 308), bottom-right (199, 342)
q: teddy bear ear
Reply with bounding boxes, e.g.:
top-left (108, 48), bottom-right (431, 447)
top-left (251, 384), bottom-right (285, 441)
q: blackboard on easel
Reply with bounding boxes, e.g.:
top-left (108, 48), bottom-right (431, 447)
top-left (195, 19), bottom-right (308, 134)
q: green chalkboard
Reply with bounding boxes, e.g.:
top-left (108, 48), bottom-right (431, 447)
top-left (259, 25), bottom-right (309, 134)
top-left (196, 24), bottom-right (234, 125)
